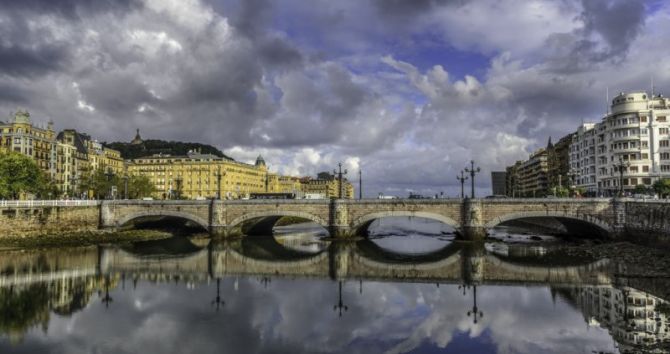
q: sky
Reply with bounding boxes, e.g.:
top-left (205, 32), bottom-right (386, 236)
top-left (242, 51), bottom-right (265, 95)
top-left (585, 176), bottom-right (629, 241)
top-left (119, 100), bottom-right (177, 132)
top-left (0, 0), bottom-right (669, 197)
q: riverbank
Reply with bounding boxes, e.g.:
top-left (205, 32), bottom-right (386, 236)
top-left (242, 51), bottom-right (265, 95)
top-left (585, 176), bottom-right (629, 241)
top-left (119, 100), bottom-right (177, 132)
top-left (549, 241), bottom-right (670, 278)
top-left (0, 229), bottom-right (174, 249)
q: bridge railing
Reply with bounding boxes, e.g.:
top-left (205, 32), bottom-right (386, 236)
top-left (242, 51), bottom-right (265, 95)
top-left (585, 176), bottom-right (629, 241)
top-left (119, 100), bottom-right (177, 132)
top-left (0, 200), bottom-right (102, 208)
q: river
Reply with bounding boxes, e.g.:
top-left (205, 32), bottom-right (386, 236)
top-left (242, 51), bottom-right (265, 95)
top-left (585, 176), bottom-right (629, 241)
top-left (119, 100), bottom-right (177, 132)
top-left (0, 217), bottom-right (668, 354)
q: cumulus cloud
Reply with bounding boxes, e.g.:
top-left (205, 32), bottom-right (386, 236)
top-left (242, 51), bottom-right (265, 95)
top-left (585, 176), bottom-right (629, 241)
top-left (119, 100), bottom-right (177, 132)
top-left (0, 0), bottom-right (667, 196)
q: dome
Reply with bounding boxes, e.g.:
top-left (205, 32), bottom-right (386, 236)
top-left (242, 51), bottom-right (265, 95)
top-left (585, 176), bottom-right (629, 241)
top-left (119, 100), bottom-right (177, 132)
top-left (255, 155), bottom-right (266, 166)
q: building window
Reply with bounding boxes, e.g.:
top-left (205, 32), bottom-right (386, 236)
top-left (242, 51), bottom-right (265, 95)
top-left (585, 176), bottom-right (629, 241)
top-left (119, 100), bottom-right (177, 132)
top-left (643, 178), bottom-right (652, 185)
top-left (658, 116), bottom-right (667, 122)
top-left (662, 153), bottom-right (670, 160)
top-left (660, 128), bottom-right (669, 135)
top-left (643, 165), bottom-right (649, 172)
top-left (661, 140), bottom-right (669, 148)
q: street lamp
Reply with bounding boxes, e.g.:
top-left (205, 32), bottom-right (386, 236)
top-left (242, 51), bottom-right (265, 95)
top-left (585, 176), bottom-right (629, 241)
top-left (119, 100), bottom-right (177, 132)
top-left (467, 285), bottom-right (484, 324)
top-left (359, 168), bottom-right (363, 200)
top-left (456, 170), bottom-right (469, 199)
top-left (464, 160), bottom-right (481, 199)
top-left (123, 174), bottom-right (129, 200)
top-left (105, 169), bottom-right (115, 200)
top-left (211, 278), bottom-right (224, 311)
top-left (333, 163), bottom-right (348, 199)
top-left (614, 156), bottom-right (631, 197)
top-left (567, 169), bottom-right (578, 198)
top-left (174, 175), bottom-right (183, 200)
top-left (333, 281), bottom-right (348, 317)
top-left (215, 167), bottom-right (225, 200)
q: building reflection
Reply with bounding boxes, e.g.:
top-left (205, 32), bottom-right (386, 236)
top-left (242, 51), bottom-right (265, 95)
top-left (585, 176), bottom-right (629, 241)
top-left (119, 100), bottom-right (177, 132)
top-left (560, 285), bottom-right (670, 353)
top-left (0, 237), bottom-right (667, 352)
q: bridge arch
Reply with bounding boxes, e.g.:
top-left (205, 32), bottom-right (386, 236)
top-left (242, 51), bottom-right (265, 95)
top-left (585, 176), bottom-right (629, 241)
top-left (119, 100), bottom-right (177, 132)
top-left (228, 211), bottom-right (329, 236)
top-left (115, 211), bottom-right (210, 231)
top-left (350, 211), bottom-right (460, 237)
top-left (484, 211), bottom-right (613, 236)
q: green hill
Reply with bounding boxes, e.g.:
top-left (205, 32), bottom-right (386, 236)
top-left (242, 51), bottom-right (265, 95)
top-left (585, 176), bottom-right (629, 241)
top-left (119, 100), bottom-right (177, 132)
top-left (103, 140), bottom-right (233, 160)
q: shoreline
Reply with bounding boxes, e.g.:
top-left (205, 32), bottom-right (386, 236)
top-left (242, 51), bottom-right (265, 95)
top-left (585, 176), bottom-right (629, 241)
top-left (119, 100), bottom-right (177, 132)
top-left (0, 229), bottom-right (174, 249)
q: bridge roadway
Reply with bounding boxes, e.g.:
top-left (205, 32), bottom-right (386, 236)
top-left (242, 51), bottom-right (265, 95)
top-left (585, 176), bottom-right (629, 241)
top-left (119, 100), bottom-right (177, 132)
top-left (100, 198), bottom-right (632, 240)
top-left (0, 240), bottom-right (614, 288)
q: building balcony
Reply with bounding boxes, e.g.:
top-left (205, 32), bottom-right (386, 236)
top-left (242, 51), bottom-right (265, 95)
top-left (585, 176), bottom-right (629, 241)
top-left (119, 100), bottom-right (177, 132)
top-left (610, 134), bottom-right (641, 143)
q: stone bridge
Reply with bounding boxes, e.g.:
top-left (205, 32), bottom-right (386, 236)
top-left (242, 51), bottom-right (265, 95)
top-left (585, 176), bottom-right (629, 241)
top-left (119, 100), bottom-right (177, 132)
top-left (99, 198), bottom-right (626, 240)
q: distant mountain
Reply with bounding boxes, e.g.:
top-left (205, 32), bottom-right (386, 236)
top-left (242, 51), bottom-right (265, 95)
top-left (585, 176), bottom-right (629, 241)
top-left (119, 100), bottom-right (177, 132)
top-left (103, 140), bottom-right (233, 160)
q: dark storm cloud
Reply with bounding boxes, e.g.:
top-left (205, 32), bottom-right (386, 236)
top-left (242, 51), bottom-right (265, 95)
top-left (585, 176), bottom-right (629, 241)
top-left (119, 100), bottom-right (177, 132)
top-left (80, 75), bottom-right (158, 115)
top-left (545, 0), bottom-right (646, 72)
top-left (0, 83), bottom-right (30, 104)
top-left (0, 44), bottom-right (69, 78)
top-left (1, 0), bottom-right (143, 19)
top-left (581, 0), bottom-right (646, 56)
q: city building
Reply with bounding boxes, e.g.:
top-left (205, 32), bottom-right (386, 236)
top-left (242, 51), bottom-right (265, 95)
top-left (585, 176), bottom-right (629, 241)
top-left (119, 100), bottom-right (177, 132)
top-left (55, 129), bottom-right (123, 198)
top-left (300, 172), bottom-right (354, 199)
top-left (505, 135), bottom-right (574, 198)
top-left (1, 110), bottom-right (357, 200)
top-left (512, 149), bottom-right (550, 197)
top-left (547, 134), bottom-right (574, 192)
top-left (570, 92), bottom-right (670, 196)
top-left (0, 110), bottom-right (57, 178)
top-left (490, 171), bottom-right (507, 196)
top-left (127, 152), bottom-right (267, 200)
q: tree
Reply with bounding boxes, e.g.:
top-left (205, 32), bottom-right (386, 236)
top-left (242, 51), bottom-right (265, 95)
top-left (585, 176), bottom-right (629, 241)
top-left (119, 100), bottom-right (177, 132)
top-left (633, 184), bottom-right (650, 195)
top-left (79, 168), bottom-right (119, 199)
top-left (0, 152), bottom-right (53, 199)
top-left (653, 179), bottom-right (670, 198)
top-left (121, 175), bottom-right (155, 199)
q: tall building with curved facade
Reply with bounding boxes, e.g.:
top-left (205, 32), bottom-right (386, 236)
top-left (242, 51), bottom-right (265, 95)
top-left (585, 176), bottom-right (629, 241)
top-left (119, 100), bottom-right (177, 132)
top-left (570, 92), bottom-right (670, 196)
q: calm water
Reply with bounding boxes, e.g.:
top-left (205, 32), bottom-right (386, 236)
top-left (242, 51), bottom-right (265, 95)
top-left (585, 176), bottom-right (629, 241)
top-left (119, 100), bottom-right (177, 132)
top-left (1, 219), bottom-right (668, 354)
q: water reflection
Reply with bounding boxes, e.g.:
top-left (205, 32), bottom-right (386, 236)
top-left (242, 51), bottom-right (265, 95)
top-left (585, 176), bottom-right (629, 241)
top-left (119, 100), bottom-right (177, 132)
top-left (0, 235), bottom-right (668, 353)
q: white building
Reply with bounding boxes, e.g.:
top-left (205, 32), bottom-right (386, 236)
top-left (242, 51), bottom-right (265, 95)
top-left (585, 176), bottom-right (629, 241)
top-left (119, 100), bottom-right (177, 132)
top-left (570, 123), bottom-right (597, 194)
top-left (569, 91), bottom-right (670, 196)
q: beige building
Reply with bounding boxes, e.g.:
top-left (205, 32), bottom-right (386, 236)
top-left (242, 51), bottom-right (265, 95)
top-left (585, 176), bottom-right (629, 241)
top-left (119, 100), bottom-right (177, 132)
top-left (127, 153), bottom-right (269, 200)
top-left (55, 129), bottom-right (123, 198)
top-left (508, 149), bottom-right (550, 197)
top-left (0, 110), bottom-right (57, 178)
top-left (300, 173), bottom-right (354, 199)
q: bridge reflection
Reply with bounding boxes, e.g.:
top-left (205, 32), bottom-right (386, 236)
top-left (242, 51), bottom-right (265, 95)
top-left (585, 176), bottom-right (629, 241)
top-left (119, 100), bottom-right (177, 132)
top-left (0, 238), bottom-right (614, 288)
top-left (0, 240), bottom-right (668, 351)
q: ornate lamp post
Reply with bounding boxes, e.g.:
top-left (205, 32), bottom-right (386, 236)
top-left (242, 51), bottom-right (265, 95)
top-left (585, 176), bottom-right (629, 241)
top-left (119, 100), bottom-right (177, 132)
top-left (359, 168), bottom-right (362, 200)
top-left (467, 285), bottom-right (483, 324)
top-left (614, 156), bottom-right (631, 197)
top-left (333, 163), bottom-right (348, 199)
top-left (333, 281), bottom-right (348, 317)
top-left (215, 167), bottom-right (225, 200)
top-left (567, 169), bottom-right (578, 197)
top-left (101, 274), bottom-right (113, 309)
top-left (122, 174), bottom-right (129, 200)
top-left (174, 175), bottom-right (183, 200)
top-left (105, 169), bottom-right (115, 200)
top-left (456, 170), bottom-right (469, 199)
top-left (464, 160), bottom-right (481, 199)
top-left (259, 276), bottom-right (271, 289)
top-left (211, 278), bottom-right (224, 311)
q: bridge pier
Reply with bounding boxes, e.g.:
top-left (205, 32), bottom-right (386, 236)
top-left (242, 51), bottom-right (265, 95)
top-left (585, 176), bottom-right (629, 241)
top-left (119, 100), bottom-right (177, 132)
top-left (330, 199), bottom-right (355, 239)
top-left (460, 199), bottom-right (487, 241)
